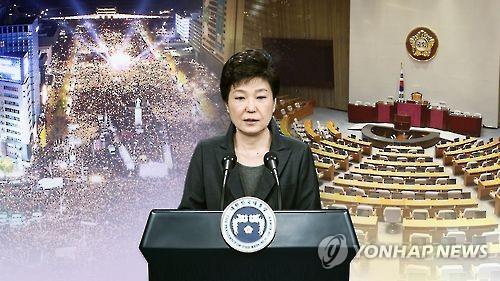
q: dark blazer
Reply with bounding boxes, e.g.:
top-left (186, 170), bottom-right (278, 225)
top-left (178, 120), bottom-right (321, 210)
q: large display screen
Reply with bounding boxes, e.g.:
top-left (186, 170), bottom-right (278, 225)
top-left (0, 56), bottom-right (23, 83)
top-left (263, 38), bottom-right (334, 88)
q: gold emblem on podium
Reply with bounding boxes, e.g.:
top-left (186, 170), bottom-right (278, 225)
top-left (406, 27), bottom-right (438, 61)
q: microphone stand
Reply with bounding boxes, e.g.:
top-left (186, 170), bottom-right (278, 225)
top-left (264, 152), bottom-right (282, 210)
top-left (221, 155), bottom-right (236, 210)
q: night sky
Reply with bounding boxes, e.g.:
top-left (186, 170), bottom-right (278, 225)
top-left (7, 0), bottom-right (202, 14)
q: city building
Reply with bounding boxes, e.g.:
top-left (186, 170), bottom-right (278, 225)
top-left (175, 13), bottom-right (191, 42)
top-left (38, 19), bottom-right (59, 84)
top-left (188, 13), bottom-right (202, 56)
top-left (95, 6), bottom-right (118, 19)
top-left (0, 52), bottom-right (35, 161)
top-left (199, 0), bottom-right (244, 74)
top-left (0, 13), bottom-right (41, 161)
top-left (96, 7), bottom-right (117, 15)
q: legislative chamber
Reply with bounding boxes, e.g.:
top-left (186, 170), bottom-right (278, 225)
top-left (348, 95), bottom-right (483, 137)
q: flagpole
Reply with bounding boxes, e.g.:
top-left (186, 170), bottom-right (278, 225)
top-left (398, 62), bottom-right (405, 101)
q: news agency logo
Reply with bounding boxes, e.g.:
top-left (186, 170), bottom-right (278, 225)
top-left (318, 234), bottom-right (349, 269)
top-left (355, 244), bottom-right (490, 259)
top-left (221, 197), bottom-right (276, 253)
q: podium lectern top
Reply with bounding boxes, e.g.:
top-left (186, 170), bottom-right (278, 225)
top-left (140, 209), bottom-right (359, 281)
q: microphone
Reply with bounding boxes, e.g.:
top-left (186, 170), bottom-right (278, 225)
top-left (264, 152), bottom-right (282, 210)
top-left (220, 154), bottom-right (237, 210)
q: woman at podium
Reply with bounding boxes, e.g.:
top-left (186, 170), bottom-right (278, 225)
top-left (179, 49), bottom-right (320, 210)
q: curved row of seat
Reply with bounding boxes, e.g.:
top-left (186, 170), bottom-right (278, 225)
top-left (325, 185), bottom-right (471, 200)
top-left (464, 163), bottom-right (500, 186)
top-left (287, 116), bottom-right (374, 181)
top-left (377, 151), bottom-right (433, 161)
top-left (386, 145), bottom-right (423, 153)
top-left (325, 121), bottom-right (372, 155)
top-left (405, 222), bottom-right (498, 245)
top-left (476, 173), bottom-right (500, 217)
top-left (435, 136), bottom-right (478, 157)
top-left (303, 119), bottom-right (364, 162)
top-left (349, 167), bottom-right (448, 180)
top-left (332, 177), bottom-right (459, 192)
top-left (275, 96), bottom-right (342, 181)
top-left (452, 152), bottom-right (500, 175)
top-left (442, 137), bottom-right (499, 165)
top-left (359, 162), bottom-right (443, 172)
top-left (320, 192), bottom-right (478, 218)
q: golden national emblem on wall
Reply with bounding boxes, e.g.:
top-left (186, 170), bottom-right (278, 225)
top-left (405, 27), bottom-right (439, 61)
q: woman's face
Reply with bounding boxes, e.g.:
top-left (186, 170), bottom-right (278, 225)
top-left (226, 77), bottom-right (275, 137)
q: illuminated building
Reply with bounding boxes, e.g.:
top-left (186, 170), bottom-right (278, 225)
top-left (0, 53), bottom-right (35, 161)
top-left (175, 13), bottom-right (191, 42)
top-left (0, 15), bottom-right (40, 161)
top-left (188, 13), bottom-right (202, 54)
top-left (96, 7), bottom-right (117, 15)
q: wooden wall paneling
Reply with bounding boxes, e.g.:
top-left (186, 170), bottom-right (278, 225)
top-left (238, 0), bottom-right (349, 110)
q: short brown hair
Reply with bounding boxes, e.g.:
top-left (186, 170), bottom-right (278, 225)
top-left (220, 49), bottom-right (279, 103)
